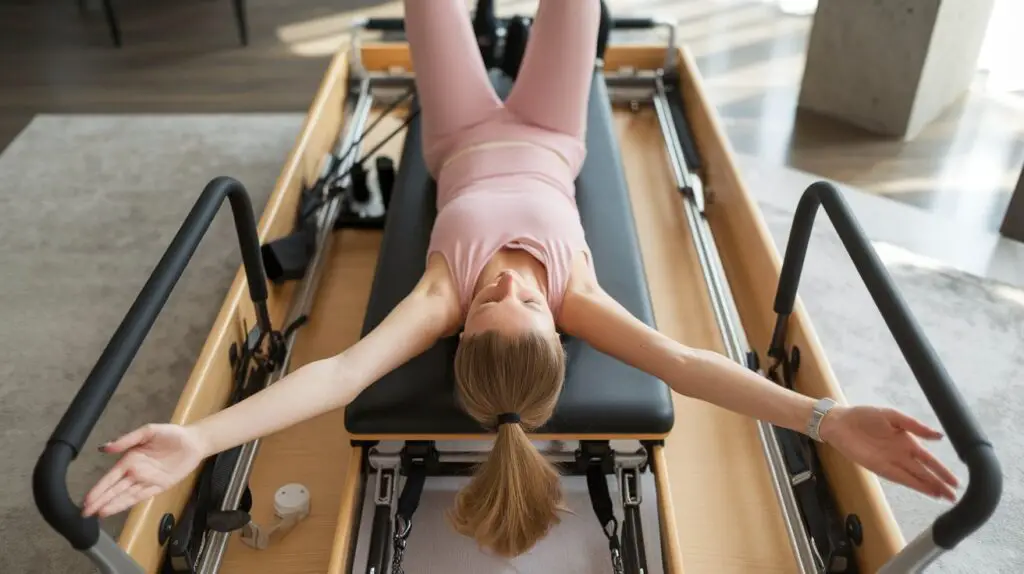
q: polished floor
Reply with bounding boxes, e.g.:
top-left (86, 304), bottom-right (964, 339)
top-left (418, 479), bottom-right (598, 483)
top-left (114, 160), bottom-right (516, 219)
top-left (2, 0), bottom-right (1022, 234)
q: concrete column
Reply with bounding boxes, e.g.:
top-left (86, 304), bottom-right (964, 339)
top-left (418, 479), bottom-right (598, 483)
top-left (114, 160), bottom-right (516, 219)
top-left (797, 0), bottom-right (995, 139)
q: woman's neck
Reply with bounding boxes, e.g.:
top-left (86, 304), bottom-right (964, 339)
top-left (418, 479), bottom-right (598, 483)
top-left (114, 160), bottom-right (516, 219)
top-left (473, 248), bottom-right (548, 296)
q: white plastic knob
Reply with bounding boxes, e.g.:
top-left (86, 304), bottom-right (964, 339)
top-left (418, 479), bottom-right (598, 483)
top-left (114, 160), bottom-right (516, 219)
top-left (274, 483), bottom-right (311, 518)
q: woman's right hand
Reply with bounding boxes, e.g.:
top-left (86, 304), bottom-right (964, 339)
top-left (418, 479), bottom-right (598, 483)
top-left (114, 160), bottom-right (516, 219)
top-left (82, 423), bottom-right (209, 518)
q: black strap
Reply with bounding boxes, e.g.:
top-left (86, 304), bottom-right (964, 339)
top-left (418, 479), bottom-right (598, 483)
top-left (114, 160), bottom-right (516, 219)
top-left (396, 463), bottom-right (426, 527)
top-left (162, 459), bottom-right (212, 573)
top-left (586, 465), bottom-right (624, 574)
top-left (391, 463), bottom-right (427, 574)
top-left (768, 352), bottom-right (857, 573)
top-left (283, 315), bottom-right (308, 340)
top-left (161, 329), bottom-right (277, 573)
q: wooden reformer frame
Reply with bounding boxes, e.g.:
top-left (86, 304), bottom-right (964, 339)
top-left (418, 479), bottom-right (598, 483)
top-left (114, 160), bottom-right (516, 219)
top-left (34, 12), bottom-right (1001, 574)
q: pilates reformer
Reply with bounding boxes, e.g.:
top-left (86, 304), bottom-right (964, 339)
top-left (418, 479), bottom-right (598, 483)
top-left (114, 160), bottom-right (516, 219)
top-left (34, 3), bottom-right (1001, 573)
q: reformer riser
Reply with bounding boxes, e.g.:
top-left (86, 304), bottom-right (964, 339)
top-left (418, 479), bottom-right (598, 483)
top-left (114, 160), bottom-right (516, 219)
top-left (32, 9), bottom-right (1001, 574)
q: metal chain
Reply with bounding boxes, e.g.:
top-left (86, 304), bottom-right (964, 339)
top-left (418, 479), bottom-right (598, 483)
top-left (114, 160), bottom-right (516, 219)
top-left (391, 536), bottom-right (407, 574)
top-left (602, 517), bottom-right (624, 574)
top-left (391, 516), bottom-right (411, 574)
top-left (610, 546), bottom-right (625, 574)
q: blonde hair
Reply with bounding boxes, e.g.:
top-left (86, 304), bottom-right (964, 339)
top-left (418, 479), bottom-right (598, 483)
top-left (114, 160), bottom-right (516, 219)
top-left (450, 329), bottom-right (567, 557)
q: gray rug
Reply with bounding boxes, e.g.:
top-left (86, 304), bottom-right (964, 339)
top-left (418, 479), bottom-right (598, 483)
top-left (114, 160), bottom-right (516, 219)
top-left (0, 114), bottom-right (301, 574)
top-left (0, 114), bottom-right (1019, 573)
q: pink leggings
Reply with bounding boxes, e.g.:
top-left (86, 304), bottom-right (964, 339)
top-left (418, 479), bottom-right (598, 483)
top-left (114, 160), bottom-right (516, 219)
top-left (403, 0), bottom-right (602, 179)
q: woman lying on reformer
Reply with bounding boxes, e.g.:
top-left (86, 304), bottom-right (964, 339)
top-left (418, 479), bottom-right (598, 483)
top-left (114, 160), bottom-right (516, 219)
top-left (82, 0), bottom-right (959, 559)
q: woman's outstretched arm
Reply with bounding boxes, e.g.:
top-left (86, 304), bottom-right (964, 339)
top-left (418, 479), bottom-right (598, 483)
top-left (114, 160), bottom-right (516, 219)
top-left (558, 284), bottom-right (960, 502)
top-left (82, 269), bottom-right (460, 518)
top-left (560, 285), bottom-right (818, 433)
top-left (190, 274), bottom-right (459, 455)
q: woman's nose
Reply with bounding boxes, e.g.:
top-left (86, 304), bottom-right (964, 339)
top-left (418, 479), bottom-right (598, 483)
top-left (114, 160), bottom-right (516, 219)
top-left (496, 272), bottom-right (516, 297)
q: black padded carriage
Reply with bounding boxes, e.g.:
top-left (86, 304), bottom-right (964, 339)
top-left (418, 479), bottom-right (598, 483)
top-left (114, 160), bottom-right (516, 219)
top-left (345, 70), bottom-right (674, 437)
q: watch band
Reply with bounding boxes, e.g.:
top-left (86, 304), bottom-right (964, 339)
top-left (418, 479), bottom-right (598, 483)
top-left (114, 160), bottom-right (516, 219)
top-left (806, 397), bottom-right (838, 443)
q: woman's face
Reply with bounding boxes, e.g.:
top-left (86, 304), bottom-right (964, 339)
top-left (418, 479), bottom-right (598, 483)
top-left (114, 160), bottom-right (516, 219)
top-left (462, 270), bottom-right (556, 337)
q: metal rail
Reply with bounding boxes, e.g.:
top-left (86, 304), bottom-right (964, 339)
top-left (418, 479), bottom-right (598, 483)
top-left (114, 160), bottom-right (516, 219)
top-left (649, 74), bottom-right (819, 573)
top-left (194, 77), bottom-right (376, 574)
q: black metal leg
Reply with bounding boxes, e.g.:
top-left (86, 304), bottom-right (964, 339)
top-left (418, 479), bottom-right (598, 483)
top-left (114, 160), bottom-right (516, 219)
top-left (619, 468), bottom-right (647, 574)
top-left (100, 0), bottom-right (121, 47)
top-left (233, 0), bottom-right (248, 46)
top-left (365, 503), bottom-right (393, 574)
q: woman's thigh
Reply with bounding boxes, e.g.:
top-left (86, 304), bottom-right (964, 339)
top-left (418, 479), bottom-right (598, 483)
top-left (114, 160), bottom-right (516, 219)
top-left (404, 0), bottom-right (503, 170)
top-left (504, 0), bottom-right (602, 140)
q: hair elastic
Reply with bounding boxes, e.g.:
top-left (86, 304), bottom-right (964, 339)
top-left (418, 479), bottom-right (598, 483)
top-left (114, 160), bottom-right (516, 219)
top-left (496, 412), bottom-right (521, 426)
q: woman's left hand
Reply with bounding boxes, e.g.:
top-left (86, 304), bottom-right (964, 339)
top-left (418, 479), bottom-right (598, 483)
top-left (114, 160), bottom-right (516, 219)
top-left (819, 405), bottom-right (959, 502)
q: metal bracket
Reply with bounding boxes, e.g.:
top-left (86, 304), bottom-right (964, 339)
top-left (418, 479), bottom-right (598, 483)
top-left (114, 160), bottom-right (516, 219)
top-left (399, 441), bottom-right (439, 475)
top-left (374, 465), bottom-right (397, 507)
top-left (653, 16), bottom-right (679, 72)
top-left (619, 467), bottom-right (642, 508)
top-left (347, 18), bottom-right (369, 79)
top-left (576, 441), bottom-right (616, 475)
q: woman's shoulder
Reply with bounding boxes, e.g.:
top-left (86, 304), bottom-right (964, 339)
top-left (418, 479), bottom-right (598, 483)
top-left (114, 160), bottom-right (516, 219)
top-left (418, 252), bottom-right (458, 297)
top-left (409, 253), bottom-right (464, 330)
top-left (565, 248), bottom-right (599, 294)
top-left (559, 249), bottom-right (602, 320)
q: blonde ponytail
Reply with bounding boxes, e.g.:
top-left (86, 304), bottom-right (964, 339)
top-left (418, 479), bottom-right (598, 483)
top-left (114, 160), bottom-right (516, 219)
top-left (451, 330), bottom-right (567, 557)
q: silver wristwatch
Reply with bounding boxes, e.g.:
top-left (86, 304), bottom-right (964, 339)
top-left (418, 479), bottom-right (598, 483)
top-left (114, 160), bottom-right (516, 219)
top-left (806, 397), bottom-right (838, 443)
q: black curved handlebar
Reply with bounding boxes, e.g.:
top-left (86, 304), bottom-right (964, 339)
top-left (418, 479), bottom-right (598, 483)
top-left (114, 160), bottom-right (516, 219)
top-left (33, 176), bottom-right (271, 551)
top-left (769, 181), bottom-right (1002, 549)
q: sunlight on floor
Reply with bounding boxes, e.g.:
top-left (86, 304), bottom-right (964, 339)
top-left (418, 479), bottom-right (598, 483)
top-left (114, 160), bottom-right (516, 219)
top-left (992, 283), bottom-right (1024, 308)
top-left (977, 0), bottom-right (1024, 93)
top-left (272, 0), bottom-right (783, 58)
top-left (870, 163), bottom-right (1023, 197)
top-left (682, 11), bottom-right (810, 60)
top-left (871, 240), bottom-right (1024, 309)
top-left (275, 1), bottom-right (403, 57)
top-left (872, 241), bottom-right (947, 273)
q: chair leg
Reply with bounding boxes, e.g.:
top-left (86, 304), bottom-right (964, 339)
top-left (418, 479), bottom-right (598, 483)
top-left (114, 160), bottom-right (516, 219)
top-left (233, 0), bottom-right (248, 46)
top-left (101, 0), bottom-right (121, 47)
